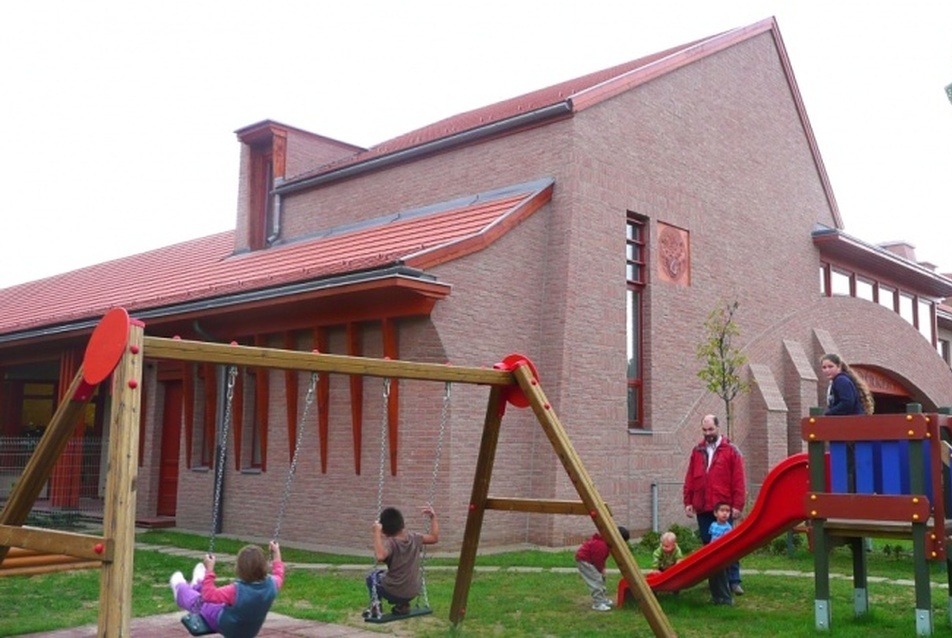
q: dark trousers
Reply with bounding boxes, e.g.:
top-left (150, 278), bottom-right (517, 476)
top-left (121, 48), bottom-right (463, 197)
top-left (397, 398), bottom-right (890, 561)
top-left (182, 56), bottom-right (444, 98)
top-left (366, 569), bottom-right (411, 606)
top-left (697, 511), bottom-right (741, 585)
top-left (708, 567), bottom-right (733, 604)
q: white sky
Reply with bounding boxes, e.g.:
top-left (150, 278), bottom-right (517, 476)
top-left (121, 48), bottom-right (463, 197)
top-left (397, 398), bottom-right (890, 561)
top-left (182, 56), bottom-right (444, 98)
top-left (1, 1), bottom-right (950, 289)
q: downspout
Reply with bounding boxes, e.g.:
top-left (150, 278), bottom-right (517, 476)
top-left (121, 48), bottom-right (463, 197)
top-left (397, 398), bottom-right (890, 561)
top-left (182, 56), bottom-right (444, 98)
top-left (651, 482), bottom-right (660, 533)
top-left (266, 178), bottom-right (282, 246)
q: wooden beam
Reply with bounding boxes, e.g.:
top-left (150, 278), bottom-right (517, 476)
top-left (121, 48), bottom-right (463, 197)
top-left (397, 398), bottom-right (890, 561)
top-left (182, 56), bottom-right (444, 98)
top-left (801, 412), bottom-right (929, 441)
top-left (511, 364), bottom-right (675, 637)
top-left (0, 560), bottom-right (100, 577)
top-left (97, 320), bottom-right (145, 637)
top-left (0, 368), bottom-right (95, 563)
top-left (0, 525), bottom-right (112, 561)
top-left (821, 518), bottom-right (945, 540)
top-left (484, 497), bottom-right (590, 515)
top-left (806, 493), bottom-right (932, 522)
top-left (143, 336), bottom-right (513, 386)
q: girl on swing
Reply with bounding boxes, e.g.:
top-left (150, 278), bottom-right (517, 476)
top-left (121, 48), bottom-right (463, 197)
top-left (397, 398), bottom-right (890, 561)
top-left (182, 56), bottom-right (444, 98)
top-left (170, 540), bottom-right (285, 637)
top-left (364, 505), bottom-right (439, 618)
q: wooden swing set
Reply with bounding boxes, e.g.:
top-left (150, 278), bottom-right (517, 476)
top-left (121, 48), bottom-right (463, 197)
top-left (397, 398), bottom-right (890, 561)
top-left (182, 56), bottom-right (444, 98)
top-left (0, 308), bottom-right (675, 637)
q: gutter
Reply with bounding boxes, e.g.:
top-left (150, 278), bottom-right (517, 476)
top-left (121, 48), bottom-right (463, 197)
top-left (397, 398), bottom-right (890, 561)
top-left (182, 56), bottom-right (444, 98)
top-left (274, 101), bottom-right (574, 196)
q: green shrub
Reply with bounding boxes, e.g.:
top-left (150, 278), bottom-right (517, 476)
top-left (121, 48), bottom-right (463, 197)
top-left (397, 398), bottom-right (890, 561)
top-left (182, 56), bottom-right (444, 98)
top-left (766, 530), bottom-right (803, 555)
top-left (638, 530), bottom-right (660, 551)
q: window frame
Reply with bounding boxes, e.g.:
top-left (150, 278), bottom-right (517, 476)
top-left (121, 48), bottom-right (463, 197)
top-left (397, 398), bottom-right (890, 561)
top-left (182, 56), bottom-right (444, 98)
top-left (626, 212), bottom-right (647, 430)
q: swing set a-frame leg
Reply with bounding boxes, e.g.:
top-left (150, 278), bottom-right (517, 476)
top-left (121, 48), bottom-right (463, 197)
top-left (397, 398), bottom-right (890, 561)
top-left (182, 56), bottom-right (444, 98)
top-left (450, 386), bottom-right (506, 625)
top-left (450, 364), bottom-right (676, 637)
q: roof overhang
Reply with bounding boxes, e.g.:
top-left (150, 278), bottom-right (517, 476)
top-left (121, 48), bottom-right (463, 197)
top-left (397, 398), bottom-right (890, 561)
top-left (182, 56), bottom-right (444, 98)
top-left (0, 267), bottom-right (450, 350)
top-left (813, 227), bottom-right (952, 298)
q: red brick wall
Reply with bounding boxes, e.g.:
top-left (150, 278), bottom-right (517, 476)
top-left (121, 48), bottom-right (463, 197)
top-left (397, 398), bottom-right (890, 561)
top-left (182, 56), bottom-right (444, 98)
top-left (166, 32), bottom-right (952, 551)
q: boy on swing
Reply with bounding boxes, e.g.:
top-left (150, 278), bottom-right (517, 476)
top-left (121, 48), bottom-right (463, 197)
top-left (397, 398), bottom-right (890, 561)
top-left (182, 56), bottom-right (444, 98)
top-left (364, 505), bottom-right (439, 618)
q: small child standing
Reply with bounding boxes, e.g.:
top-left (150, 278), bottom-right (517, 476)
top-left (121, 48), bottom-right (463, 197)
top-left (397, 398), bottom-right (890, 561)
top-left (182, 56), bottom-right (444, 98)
top-left (575, 525), bottom-right (630, 611)
top-left (169, 540), bottom-right (284, 636)
top-left (651, 531), bottom-right (683, 572)
top-left (364, 505), bottom-right (439, 618)
top-left (708, 502), bottom-right (734, 605)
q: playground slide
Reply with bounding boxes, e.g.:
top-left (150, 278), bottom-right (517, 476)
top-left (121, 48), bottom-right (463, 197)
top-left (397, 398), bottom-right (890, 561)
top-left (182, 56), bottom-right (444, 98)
top-left (646, 452), bottom-right (810, 593)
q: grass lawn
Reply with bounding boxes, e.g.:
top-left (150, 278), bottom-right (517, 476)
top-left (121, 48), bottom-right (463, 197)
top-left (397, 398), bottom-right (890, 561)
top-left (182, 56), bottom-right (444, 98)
top-left (1, 530), bottom-right (949, 637)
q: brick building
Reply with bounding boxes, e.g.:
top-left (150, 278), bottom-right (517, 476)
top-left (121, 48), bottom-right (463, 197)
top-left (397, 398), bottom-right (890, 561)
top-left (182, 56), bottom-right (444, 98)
top-left (2, 17), bottom-right (951, 551)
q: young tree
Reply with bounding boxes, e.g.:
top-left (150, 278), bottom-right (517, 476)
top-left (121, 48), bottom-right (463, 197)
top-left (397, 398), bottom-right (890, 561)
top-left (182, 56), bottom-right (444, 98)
top-left (695, 300), bottom-right (752, 438)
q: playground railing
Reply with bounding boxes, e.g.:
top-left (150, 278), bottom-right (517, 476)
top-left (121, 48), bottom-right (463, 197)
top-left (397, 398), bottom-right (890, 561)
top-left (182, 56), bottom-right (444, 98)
top-left (801, 408), bottom-right (952, 561)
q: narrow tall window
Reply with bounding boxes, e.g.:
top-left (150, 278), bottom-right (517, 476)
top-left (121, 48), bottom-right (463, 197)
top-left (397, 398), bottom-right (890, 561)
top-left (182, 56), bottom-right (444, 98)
top-left (939, 339), bottom-right (951, 366)
top-left (917, 298), bottom-right (935, 344)
top-left (626, 213), bottom-right (647, 429)
top-left (899, 293), bottom-right (915, 326)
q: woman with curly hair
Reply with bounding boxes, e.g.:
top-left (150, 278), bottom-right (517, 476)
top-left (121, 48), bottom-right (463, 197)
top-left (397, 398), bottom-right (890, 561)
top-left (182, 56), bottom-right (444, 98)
top-left (820, 353), bottom-right (874, 415)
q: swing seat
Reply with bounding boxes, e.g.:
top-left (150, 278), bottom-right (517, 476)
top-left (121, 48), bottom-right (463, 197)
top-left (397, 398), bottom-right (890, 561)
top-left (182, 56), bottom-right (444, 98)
top-left (181, 612), bottom-right (216, 635)
top-left (363, 605), bottom-right (432, 623)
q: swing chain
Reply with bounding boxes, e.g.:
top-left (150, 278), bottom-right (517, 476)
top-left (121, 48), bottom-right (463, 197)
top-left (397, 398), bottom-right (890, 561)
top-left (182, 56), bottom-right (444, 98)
top-left (369, 377), bottom-right (391, 613)
top-left (209, 365), bottom-right (238, 556)
top-left (419, 381), bottom-right (451, 609)
top-left (273, 371), bottom-right (318, 543)
top-left (426, 382), bottom-right (450, 511)
top-left (375, 378), bottom-right (391, 521)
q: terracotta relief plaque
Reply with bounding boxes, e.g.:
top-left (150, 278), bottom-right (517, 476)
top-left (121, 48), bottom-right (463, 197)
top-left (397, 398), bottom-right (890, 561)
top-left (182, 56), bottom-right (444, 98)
top-left (657, 222), bottom-right (690, 286)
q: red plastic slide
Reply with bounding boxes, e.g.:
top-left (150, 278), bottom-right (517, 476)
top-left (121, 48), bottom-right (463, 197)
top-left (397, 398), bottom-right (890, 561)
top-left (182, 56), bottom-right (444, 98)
top-left (619, 452), bottom-right (810, 601)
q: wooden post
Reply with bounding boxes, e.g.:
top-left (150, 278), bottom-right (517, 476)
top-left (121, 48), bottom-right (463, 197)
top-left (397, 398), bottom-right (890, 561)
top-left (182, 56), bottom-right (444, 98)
top-left (909, 423), bottom-right (934, 636)
top-left (805, 407), bottom-right (832, 631)
top-left (97, 320), bottom-right (144, 637)
top-left (450, 386), bottom-right (505, 625)
top-left (848, 537), bottom-right (868, 616)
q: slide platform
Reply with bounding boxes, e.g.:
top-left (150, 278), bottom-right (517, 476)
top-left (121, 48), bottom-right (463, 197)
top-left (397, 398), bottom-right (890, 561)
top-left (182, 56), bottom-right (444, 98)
top-left (619, 452), bottom-right (810, 602)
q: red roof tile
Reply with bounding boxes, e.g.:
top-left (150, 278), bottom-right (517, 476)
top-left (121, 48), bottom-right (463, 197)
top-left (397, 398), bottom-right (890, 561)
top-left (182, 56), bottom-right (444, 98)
top-left (0, 180), bottom-right (553, 337)
top-left (285, 23), bottom-right (769, 185)
top-left (279, 18), bottom-right (840, 231)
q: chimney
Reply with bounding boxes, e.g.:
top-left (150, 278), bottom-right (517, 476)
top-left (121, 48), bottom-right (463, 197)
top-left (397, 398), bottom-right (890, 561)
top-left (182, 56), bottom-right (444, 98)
top-left (878, 241), bottom-right (917, 262)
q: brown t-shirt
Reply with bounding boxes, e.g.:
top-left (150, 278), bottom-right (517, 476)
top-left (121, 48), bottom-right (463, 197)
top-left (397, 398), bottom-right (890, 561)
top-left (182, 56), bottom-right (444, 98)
top-left (381, 532), bottom-right (423, 599)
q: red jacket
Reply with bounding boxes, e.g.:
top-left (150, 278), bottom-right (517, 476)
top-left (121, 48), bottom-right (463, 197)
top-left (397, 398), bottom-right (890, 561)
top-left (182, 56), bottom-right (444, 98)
top-left (682, 437), bottom-right (746, 514)
top-left (575, 533), bottom-right (610, 572)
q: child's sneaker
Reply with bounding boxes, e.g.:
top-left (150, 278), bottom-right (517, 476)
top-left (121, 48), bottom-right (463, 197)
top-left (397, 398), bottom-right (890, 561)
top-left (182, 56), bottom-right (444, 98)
top-left (592, 602), bottom-right (611, 611)
top-left (191, 562), bottom-right (206, 587)
top-left (362, 603), bottom-right (382, 619)
top-left (169, 571), bottom-right (186, 595)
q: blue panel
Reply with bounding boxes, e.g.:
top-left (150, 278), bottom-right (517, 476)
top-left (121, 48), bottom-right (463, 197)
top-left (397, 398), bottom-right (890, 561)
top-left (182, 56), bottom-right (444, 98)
top-left (880, 441), bottom-right (902, 494)
top-left (830, 442), bottom-right (849, 493)
top-left (872, 442), bottom-right (883, 493)
top-left (854, 442), bottom-right (875, 494)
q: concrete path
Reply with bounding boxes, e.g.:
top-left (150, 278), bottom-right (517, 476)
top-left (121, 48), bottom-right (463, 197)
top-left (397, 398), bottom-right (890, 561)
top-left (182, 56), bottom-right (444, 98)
top-left (14, 612), bottom-right (385, 637)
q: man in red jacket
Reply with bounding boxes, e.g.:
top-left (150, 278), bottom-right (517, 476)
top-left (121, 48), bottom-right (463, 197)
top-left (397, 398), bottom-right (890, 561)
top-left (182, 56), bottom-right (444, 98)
top-left (683, 414), bottom-right (746, 595)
